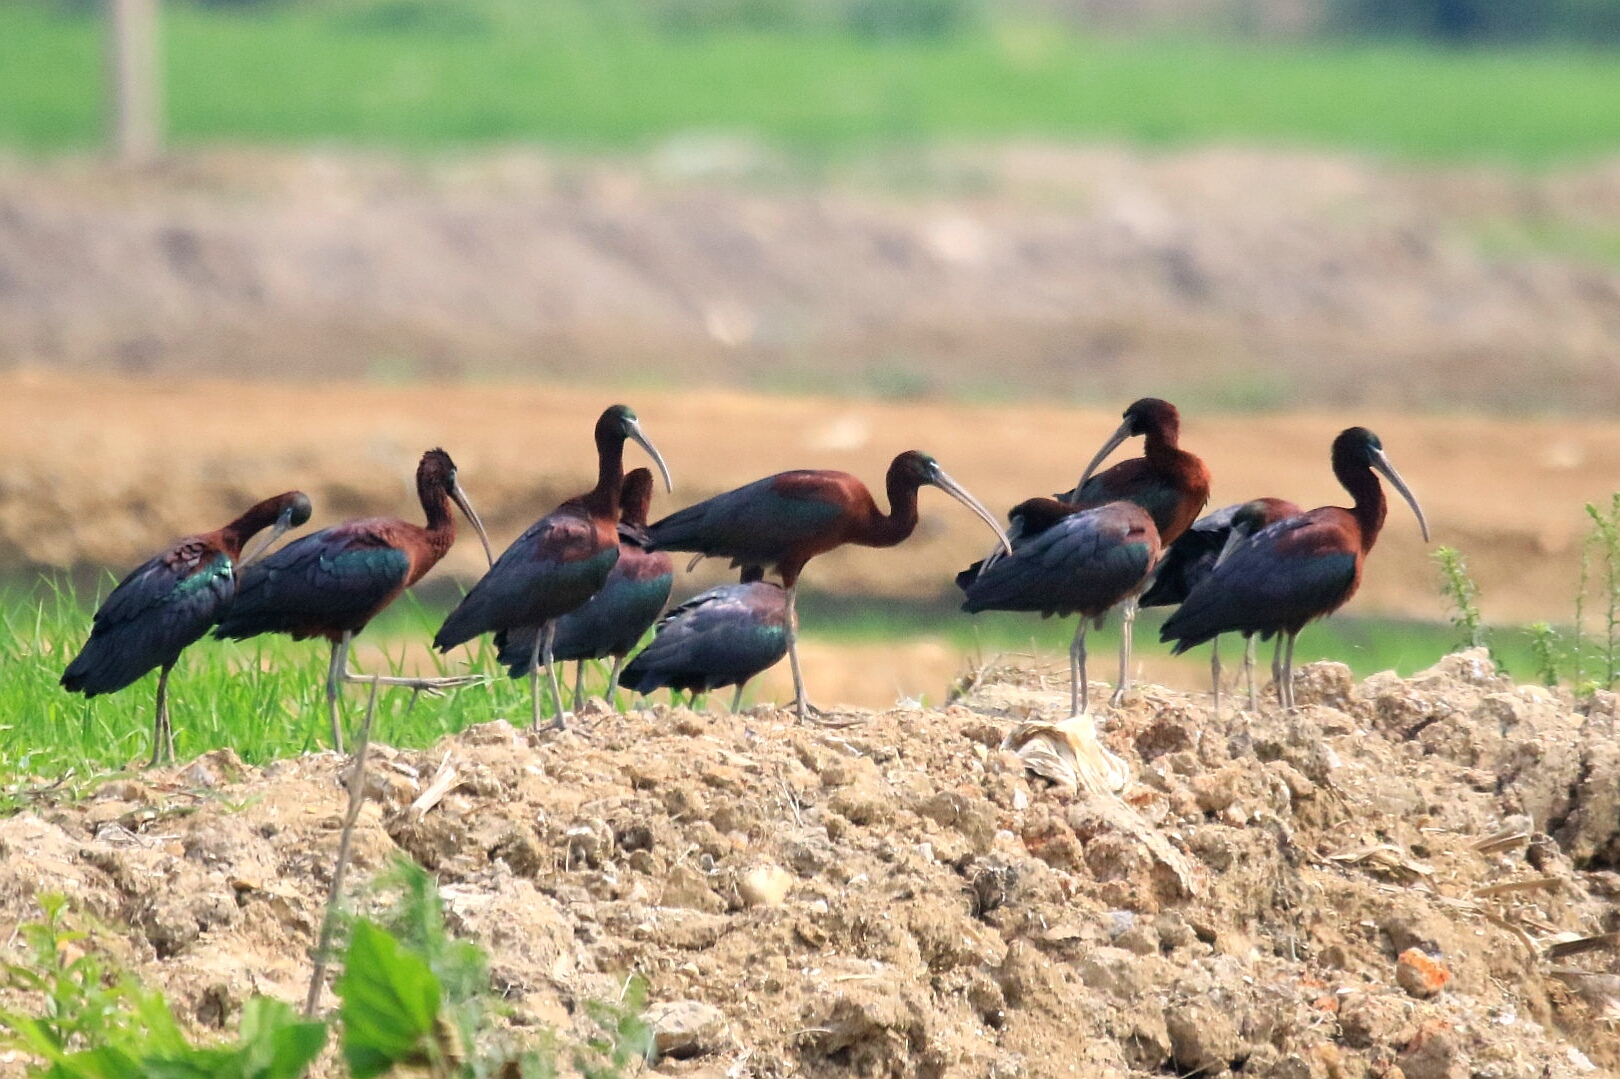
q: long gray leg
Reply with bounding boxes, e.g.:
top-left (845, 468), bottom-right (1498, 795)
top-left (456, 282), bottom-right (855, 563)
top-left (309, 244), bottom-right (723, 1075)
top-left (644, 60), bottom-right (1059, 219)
top-left (544, 623), bottom-right (567, 730)
top-left (731, 684), bottom-right (745, 713)
top-left (1069, 619), bottom-right (1089, 716)
top-left (149, 661), bottom-right (175, 767)
top-left (1271, 636), bottom-right (1285, 709)
top-left (1282, 632), bottom-right (1298, 709)
top-left (573, 659), bottom-right (586, 714)
top-left (528, 625), bottom-right (545, 731)
top-left (1111, 597), bottom-right (1138, 706)
top-left (1245, 635), bottom-right (1258, 711)
top-left (327, 634), bottom-right (347, 753)
top-left (606, 656), bottom-right (624, 710)
top-left (1210, 636), bottom-right (1222, 720)
top-left (784, 583), bottom-right (825, 721)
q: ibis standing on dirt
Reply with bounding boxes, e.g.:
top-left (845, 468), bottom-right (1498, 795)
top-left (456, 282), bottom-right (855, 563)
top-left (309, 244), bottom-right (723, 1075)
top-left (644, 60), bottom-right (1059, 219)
top-left (620, 567), bottom-right (791, 711)
top-left (214, 449), bottom-right (493, 752)
top-left (1160, 427), bottom-right (1429, 708)
top-left (646, 449), bottom-right (1011, 721)
top-left (1141, 496), bottom-right (1301, 714)
top-left (494, 467), bottom-right (674, 712)
top-left (434, 405), bottom-right (673, 730)
top-left (62, 490), bottom-right (313, 766)
top-left (1055, 397), bottom-right (1211, 703)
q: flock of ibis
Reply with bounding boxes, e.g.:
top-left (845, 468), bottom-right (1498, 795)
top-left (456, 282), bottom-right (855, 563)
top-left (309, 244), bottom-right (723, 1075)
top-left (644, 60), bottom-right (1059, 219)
top-left (60, 399), bottom-right (1429, 770)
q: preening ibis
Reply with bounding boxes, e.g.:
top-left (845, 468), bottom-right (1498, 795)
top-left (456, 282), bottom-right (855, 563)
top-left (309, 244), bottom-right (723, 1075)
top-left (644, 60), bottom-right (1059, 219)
top-left (646, 450), bottom-right (1011, 720)
top-left (61, 490), bottom-right (312, 766)
top-left (434, 405), bottom-right (673, 730)
top-left (214, 449), bottom-right (493, 752)
top-left (1141, 496), bottom-right (1301, 714)
top-left (1160, 427), bottom-right (1430, 708)
top-left (494, 467), bottom-right (674, 712)
top-left (619, 568), bottom-right (791, 712)
top-left (1056, 397), bottom-right (1210, 704)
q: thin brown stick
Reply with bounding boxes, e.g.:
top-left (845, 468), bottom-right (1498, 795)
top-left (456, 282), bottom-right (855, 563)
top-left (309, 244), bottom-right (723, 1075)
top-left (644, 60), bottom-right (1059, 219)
top-left (304, 675), bottom-right (380, 1018)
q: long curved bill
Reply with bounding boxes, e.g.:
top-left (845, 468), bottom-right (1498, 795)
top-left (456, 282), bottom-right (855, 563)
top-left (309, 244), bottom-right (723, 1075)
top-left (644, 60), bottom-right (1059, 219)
top-left (240, 504), bottom-right (302, 567)
top-left (451, 482), bottom-right (496, 568)
top-left (1074, 419), bottom-right (1134, 495)
top-left (1371, 450), bottom-right (1430, 542)
top-left (626, 419), bottom-right (675, 493)
top-left (929, 466), bottom-right (1013, 557)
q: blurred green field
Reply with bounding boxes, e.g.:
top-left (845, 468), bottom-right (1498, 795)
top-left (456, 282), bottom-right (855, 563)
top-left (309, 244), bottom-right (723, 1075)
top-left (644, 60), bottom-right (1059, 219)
top-left (4, 0), bottom-right (1620, 162)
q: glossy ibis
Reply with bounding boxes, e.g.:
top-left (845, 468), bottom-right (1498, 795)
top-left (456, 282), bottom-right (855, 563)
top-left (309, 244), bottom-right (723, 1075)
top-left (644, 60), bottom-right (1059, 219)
top-left (494, 467), bottom-right (674, 711)
top-left (61, 490), bottom-right (313, 766)
top-left (1056, 397), bottom-right (1211, 704)
top-left (647, 450), bottom-right (1011, 720)
top-left (1141, 496), bottom-right (1301, 714)
top-left (1160, 427), bottom-right (1430, 708)
top-left (214, 449), bottom-right (493, 752)
top-left (620, 568), bottom-right (790, 712)
top-left (434, 405), bottom-right (672, 730)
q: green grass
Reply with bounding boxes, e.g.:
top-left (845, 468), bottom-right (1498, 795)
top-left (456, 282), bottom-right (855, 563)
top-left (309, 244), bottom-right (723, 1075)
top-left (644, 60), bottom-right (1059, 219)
top-left (4, 1), bottom-right (1620, 163)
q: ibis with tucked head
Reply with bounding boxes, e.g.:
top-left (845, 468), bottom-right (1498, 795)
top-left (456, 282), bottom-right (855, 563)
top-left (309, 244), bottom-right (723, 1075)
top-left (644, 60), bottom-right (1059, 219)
top-left (1141, 496), bottom-right (1301, 714)
top-left (620, 567), bottom-right (790, 712)
top-left (1160, 427), bottom-right (1429, 708)
top-left (647, 449), bottom-right (1011, 720)
top-left (495, 467), bottom-right (674, 712)
top-left (214, 450), bottom-right (493, 752)
top-left (62, 490), bottom-right (312, 766)
top-left (434, 405), bottom-right (672, 730)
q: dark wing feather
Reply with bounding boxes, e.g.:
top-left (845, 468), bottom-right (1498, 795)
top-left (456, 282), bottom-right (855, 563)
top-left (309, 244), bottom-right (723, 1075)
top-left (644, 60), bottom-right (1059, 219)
top-left (498, 551), bottom-right (675, 674)
top-left (214, 524), bottom-right (410, 641)
top-left (647, 473), bottom-right (847, 565)
top-left (962, 505), bottom-right (1156, 619)
top-left (1139, 506), bottom-right (1238, 608)
top-left (1160, 516), bottom-right (1357, 652)
top-left (620, 582), bottom-right (791, 695)
top-left (62, 546), bottom-right (235, 696)
top-left (435, 512), bottom-right (618, 651)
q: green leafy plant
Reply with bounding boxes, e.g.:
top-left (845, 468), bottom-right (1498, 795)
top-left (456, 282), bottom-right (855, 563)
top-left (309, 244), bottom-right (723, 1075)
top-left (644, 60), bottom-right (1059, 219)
top-left (337, 920), bottom-right (458, 1078)
top-left (577, 976), bottom-right (655, 1077)
top-left (1433, 545), bottom-right (1488, 654)
top-left (0, 895), bottom-right (327, 1079)
top-left (1528, 621), bottom-right (1561, 689)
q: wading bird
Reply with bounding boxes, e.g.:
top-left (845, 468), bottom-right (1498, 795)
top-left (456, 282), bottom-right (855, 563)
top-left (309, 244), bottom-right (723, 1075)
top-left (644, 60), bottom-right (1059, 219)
top-left (215, 450), bottom-right (493, 752)
top-left (495, 467), bottom-right (674, 711)
top-left (1056, 397), bottom-right (1211, 704)
top-left (647, 450), bottom-right (1011, 721)
top-left (620, 568), bottom-right (790, 711)
top-left (1141, 496), bottom-right (1301, 714)
top-left (61, 490), bottom-right (313, 766)
top-left (1160, 427), bottom-right (1429, 708)
top-left (434, 405), bottom-right (672, 730)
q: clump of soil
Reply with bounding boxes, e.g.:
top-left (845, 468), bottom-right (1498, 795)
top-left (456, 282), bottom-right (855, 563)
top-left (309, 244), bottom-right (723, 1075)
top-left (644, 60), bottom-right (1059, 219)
top-left (2, 649), bottom-right (1618, 1078)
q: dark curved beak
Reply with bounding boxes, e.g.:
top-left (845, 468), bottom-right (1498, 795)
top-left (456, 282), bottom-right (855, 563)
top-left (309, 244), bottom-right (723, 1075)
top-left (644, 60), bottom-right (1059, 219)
top-left (1075, 418), bottom-right (1134, 495)
top-left (626, 418), bottom-right (674, 493)
top-left (451, 481), bottom-right (496, 568)
top-left (240, 502), bottom-right (305, 567)
top-left (1371, 449), bottom-right (1430, 543)
top-left (929, 465), bottom-right (1013, 556)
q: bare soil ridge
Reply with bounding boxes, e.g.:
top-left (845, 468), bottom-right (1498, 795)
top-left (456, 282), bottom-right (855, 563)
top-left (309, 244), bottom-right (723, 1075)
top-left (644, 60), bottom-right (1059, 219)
top-left (1, 652), bottom-right (1617, 1077)
top-left (3, 146), bottom-right (1620, 413)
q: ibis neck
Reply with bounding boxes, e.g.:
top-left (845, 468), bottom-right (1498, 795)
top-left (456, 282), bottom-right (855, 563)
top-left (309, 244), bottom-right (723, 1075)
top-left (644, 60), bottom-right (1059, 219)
top-left (868, 472), bottom-right (923, 549)
top-left (419, 479), bottom-right (457, 546)
top-left (219, 495), bottom-right (289, 559)
top-left (582, 432), bottom-right (626, 522)
top-left (1336, 458), bottom-right (1387, 553)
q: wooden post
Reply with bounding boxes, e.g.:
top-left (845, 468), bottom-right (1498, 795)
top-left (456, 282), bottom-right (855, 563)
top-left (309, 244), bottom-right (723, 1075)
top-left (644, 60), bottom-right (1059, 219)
top-left (108, 0), bottom-right (161, 163)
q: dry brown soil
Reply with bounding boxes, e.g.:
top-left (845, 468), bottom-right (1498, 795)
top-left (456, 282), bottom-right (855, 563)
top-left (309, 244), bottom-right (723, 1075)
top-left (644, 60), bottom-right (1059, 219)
top-left (1, 653), bottom-right (1617, 1077)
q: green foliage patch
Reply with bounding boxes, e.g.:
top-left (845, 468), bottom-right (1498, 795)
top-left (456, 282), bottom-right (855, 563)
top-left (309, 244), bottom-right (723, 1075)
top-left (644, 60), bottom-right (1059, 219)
top-left (3, 0), bottom-right (1620, 163)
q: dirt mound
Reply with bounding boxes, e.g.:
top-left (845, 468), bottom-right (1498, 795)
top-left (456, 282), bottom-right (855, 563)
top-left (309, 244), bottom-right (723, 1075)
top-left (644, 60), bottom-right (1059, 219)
top-left (2, 651), bottom-right (1618, 1077)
